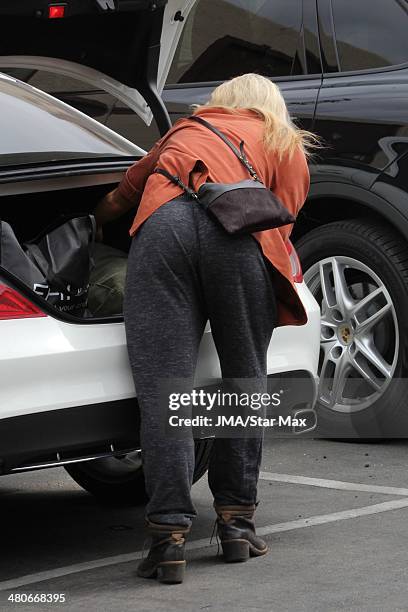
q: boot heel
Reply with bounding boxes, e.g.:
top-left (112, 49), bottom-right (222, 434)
top-left (221, 538), bottom-right (250, 562)
top-left (157, 561), bottom-right (186, 584)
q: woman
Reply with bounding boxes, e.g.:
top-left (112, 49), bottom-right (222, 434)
top-left (94, 73), bottom-right (317, 584)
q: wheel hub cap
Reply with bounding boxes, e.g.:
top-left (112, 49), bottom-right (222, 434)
top-left (338, 324), bottom-right (354, 345)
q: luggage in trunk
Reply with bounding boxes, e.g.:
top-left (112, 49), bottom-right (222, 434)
top-left (88, 243), bottom-right (128, 316)
top-left (0, 180), bottom-right (133, 319)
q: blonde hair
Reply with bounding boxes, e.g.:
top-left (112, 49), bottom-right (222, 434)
top-left (193, 73), bottom-right (320, 160)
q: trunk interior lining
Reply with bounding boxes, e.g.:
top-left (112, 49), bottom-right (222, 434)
top-left (0, 181), bottom-right (136, 253)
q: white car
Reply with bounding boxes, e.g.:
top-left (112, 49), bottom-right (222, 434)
top-left (0, 0), bottom-right (320, 503)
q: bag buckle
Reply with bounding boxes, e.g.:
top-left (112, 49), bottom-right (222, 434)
top-left (174, 176), bottom-right (198, 200)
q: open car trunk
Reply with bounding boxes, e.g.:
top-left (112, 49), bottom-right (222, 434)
top-left (0, 0), bottom-right (196, 321)
top-left (0, 178), bottom-right (134, 320)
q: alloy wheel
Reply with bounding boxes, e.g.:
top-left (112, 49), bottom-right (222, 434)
top-left (304, 256), bottom-right (399, 413)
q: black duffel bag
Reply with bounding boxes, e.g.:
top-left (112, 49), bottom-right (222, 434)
top-left (0, 214), bottom-right (96, 317)
top-left (155, 115), bottom-right (295, 235)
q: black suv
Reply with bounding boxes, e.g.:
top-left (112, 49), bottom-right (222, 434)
top-left (2, 0), bottom-right (408, 434)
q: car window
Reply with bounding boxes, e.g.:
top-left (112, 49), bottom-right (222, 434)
top-left (0, 76), bottom-right (141, 167)
top-left (106, 100), bottom-right (161, 151)
top-left (167, 0), bottom-right (303, 84)
top-left (332, 0), bottom-right (408, 72)
top-left (3, 68), bottom-right (88, 93)
top-left (1, 67), bottom-right (115, 121)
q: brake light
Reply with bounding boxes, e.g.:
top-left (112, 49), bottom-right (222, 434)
top-left (0, 284), bottom-right (46, 320)
top-left (285, 241), bottom-right (303, 283)
top-left (49, 4), bottom-right (66, 18)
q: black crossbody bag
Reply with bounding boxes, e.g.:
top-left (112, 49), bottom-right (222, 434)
top-left (155, 115), bottom-right (295, 235)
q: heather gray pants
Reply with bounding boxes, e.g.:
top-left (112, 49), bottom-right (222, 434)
top-left (123, 196), bottom-right (277, 526)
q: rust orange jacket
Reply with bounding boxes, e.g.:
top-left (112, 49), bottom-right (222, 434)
top-left (118, 107), bottom-right (310, 327)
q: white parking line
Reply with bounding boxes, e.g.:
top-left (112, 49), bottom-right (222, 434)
top-left (260, 471), bottom-right (408, 496)
top-left (1, 497), bottom-right (408, 592)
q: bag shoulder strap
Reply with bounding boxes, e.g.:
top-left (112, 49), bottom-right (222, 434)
top-left (153, 114), bottom-right (261, 196)
top-left (154, 167), bottom-right (198, 199)
top-left (188, 115), bottom-right (259, 180)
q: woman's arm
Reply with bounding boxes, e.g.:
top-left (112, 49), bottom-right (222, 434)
top-left (93, 187), bottom-right (136, 228)
top-left (93, 138), bottom-right (164, 229)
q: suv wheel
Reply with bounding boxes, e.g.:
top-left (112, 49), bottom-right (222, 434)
top-left (65, 438), bottom-right (213, 505)
top-left (296, 218), bottom-right (408, 436)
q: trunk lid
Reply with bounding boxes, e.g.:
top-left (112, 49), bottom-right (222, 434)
top-left (0, 0), bottom-right (191, 133)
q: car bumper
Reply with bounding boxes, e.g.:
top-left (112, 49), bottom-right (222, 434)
top-left (0, 281), bottom-right (320, 469)
top-left (0, 281), bottom-right (320, 420)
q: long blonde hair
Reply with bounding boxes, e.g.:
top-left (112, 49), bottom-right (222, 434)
top-left (193, 73), bottom-right (320, 160)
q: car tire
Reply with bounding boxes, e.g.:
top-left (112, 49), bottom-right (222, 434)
top-left (65, 438), bottom-right (213, 505)
top-left (296, 218), bottom-right (408, 437)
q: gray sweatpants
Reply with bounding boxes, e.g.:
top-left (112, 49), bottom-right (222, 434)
top-left (123, 196), bottom-right (277, 526)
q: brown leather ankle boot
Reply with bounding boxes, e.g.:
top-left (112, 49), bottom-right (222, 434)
top-left (137, 521), bottom-right (190, 584)
top-left (214, 504), bottom-right (268, 562)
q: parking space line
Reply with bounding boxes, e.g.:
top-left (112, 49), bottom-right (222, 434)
top-left (256, 498), bottom-right (408, 535)
top-left (1, 498), bottom-right (408, 592)
top-left (260, 471), bottom-right (408, 496)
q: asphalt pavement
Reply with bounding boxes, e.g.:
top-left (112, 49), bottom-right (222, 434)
top-left (1, 437), bottom-right (408, 612)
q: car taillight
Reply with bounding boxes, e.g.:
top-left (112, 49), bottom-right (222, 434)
top-left (0, 284), bottom-right (46, 320)
top-left (286, 241), bottom-right (303, 283)
top-left (48, 4), bottom-right (66, 18)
